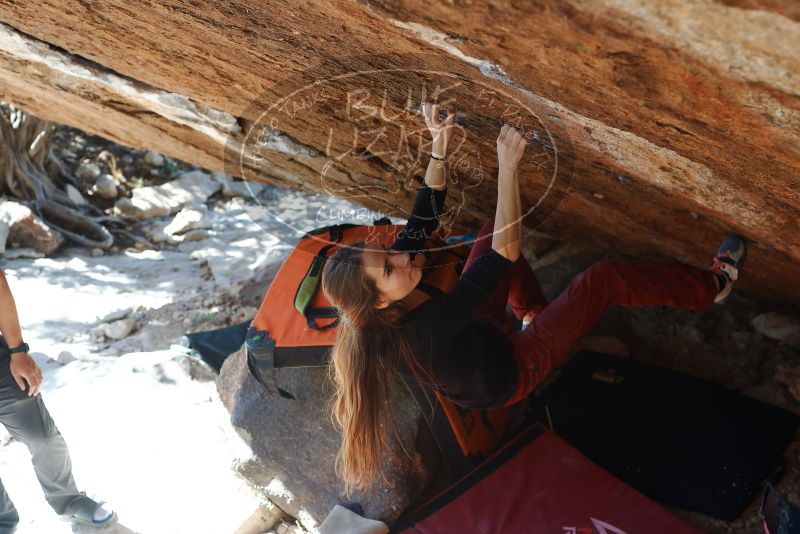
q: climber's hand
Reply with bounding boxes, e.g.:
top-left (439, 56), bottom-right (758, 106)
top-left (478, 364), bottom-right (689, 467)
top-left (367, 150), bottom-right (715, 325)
top-left (422, 102), bottom-right (456, 157)
top-left (497, 124), bottom-right (527, 174)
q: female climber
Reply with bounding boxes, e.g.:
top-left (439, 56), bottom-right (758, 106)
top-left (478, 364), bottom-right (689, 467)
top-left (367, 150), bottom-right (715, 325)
top-left (321, 102), bottom-right (747, 492)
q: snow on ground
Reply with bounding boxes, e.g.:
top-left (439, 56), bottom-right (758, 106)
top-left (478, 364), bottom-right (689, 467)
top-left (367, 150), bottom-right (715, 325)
top-left (0, 189), bottom-right (395, 533)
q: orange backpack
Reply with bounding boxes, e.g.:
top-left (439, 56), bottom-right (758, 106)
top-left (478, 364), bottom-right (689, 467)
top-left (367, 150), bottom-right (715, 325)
top-left (246, 221), bottom-right (515, 475)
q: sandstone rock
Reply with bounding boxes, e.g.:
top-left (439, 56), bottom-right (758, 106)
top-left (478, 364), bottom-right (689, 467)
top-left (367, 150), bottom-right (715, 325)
top-left (1, 3), bottom-right (799, 304)
top-left (65, 184), bottom-right (88, 206)
top-left (164, 205), bottom-right (211, 236)
top-left (92, 173), bottom-right (118, 199)
top-left (217, 347), bottom-right (427, 529)
top-left (0, 201), bottom-right (64, 255)
top-left (144, 150), bottom-right (165, 167)
top-left (752, 312), bottom-right (800, 349)
top-left (102, 317), bottom-right (136, 340)
top-left (75, 162), bottom-right (101, 182)
top-left (115, 170), bottom-right (220, 220)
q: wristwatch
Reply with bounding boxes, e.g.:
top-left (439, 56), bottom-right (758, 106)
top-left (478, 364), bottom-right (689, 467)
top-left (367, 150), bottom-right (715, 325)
top-left (7, 342), bottom-right (29, 355)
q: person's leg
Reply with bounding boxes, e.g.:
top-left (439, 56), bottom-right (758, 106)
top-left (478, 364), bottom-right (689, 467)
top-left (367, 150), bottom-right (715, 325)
top-left (0, 478), bottom-right (19, 534)
top-left (0, 392), bottom-right (86, 516)
top-left (505, 259), bottom-right (717, 404)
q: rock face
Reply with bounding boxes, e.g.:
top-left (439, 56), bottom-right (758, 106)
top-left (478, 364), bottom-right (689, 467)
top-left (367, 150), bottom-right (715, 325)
top-left (217, 347), bottom-right (426, 528)
top-left (0, 1), bottom-right (796, 302)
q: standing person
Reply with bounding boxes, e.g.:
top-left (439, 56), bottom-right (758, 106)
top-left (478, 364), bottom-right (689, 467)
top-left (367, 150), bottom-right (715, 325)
top-left (0, 271), bottom-right (116, 532)
top-left (321, 113), bottom-right (747, 492)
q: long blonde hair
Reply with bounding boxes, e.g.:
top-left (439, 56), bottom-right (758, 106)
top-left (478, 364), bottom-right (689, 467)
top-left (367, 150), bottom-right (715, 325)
top-left (321, 242), bottom-right (423, 494)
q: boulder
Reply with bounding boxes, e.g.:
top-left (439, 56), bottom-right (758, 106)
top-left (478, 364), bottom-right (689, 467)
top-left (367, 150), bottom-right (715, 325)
top-left (1, 3), bottom-right (799, 302)
top-left (115, 170), bottom-right (221, 220)
top-left (0, 200), bottom-right (64, 255)
top-left (217, 347), bottom-right (428, 530)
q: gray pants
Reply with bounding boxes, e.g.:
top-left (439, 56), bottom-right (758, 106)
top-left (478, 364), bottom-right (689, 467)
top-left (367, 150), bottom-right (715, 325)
top-left (0, 355), bottom-right (90, 533)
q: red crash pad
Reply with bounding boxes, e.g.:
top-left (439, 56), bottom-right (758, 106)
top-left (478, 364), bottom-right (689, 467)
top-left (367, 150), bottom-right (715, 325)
top-left (394, 425), bottom-right (699, 534)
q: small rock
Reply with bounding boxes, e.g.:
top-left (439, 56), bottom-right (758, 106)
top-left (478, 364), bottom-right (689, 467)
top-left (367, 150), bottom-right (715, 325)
top-left (164, 205), bottom-right (211, 236)
top-left (114, 170), bottom-right (220, 220)
top-left (144, 150), bottom-right (165, 167)
top-left (752, 312), bottom-right (800, 348)
top-left (60, 149), bottom-right (77, 161)
top-left (57, 351), bottom-right (77, 365)
top-left (212, 172), bottom-right (265, 198)
top-left (93, 174), bottom-right (118, 199)
top-left (0, 201), bottom-right (64, 255)
top-left (91, 248), bottom-right (104, 257)
top-left (75, 162), bottom-right (101, 182)
top-left (65, 184), bottom-right (88, 206)
top-left (102, 317), bottom-right (136, 340)
top-left (181, 229), bottom-right (208, 242)
top-left (101, 307), bottom-right (132, 322)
